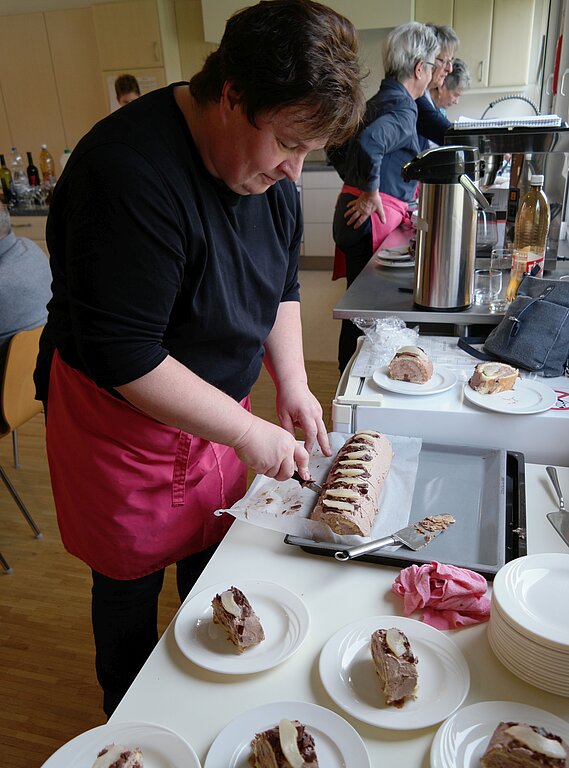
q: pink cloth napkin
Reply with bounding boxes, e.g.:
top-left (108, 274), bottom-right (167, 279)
top-left (392, 561), bottom-right (491, 630)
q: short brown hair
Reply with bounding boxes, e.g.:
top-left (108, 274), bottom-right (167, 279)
top-left (115, 74), bottom-right (141, 99)
top-left (189, 0), bottom-right (365, 147)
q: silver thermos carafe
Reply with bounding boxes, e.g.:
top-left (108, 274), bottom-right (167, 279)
top-left (402, 145), bottom-right (489, 311)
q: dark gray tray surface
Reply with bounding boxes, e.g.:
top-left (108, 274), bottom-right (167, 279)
top-left (285, 443), bottom-right (523, 578)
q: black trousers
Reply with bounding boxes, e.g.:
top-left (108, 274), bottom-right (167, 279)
top-left (333, 193), bottom-right (373, 373)
top-left (91, 543), bottom-right (218, 717)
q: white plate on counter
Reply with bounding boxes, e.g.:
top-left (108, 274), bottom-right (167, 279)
top-left (376, 257), bottom-right (415, 268)
top-left (174, 579), bottom-right (309, 674)
top-left (430, 700), bottom-right (569, 768)
top-left (319, 615), bottom-right (470, 730)
top-left (41, 722), bottom-right (200, 768)
top-left (491, 553), bottom-right (569, 648)
top-left (462, 378), bottom-right (557, 414)
top-left (204, 700), bottom-right (370, 768)
top-left (372, 365), bottom-right (457, 395)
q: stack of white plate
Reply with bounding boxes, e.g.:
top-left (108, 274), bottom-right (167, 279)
top-left (488, 553), bottom-right (569, 696)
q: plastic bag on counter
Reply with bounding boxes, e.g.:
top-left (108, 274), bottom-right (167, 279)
top-left (350, 316), bottom-right (419, 378)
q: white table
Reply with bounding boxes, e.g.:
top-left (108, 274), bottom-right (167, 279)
top-left (110, 463), bottom-right (569, 766)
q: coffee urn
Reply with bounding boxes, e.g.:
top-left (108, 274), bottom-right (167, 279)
top-left (402, 145), bottom-right (488, 311)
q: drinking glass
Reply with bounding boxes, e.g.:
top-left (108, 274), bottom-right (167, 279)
top-left (476, 208), bottom-right (498, 252)
top-left (473, 268), bottom-right (502, 305)
top-left (489, 248), bottom-right (514, 312)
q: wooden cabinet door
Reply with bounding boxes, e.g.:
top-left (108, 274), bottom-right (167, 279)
top-left (0, 83), bottom-right (12, 153)
top-left (489, 0), bottom-right (535, 87)
top-left (453, 0), bottom-right (493, 87)
top-left (415, 0), bottom-right (454, 25)
top-left (326, 0), bottom-right (414, 29)
top-left (176, 0), bottom-right (216, 80)
top-left (0, 13), bottom-right (66, 162)
top-left (45, 8), bottom-right (107, 151)
top-left (93, 0), bottom-right (164, 70)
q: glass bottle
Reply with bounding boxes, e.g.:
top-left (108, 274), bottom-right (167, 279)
top-left (10, 146), bottom-right (28, 203)
top-left (506, 174), bottom-right (550, 300)
top-left (0, 153), bottom-right (16, 207)
top-left (26, 151), bottom-right (41, 187)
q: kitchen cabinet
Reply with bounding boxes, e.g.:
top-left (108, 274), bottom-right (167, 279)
top-left (0, 13), bottom-right (66, 163)
top-left (93, 0), bottom-right (181, 83)
top-left (44, 9), bottom-right (107, 151)
top-left (175, 0), bottom-right (216, 81)
top-left (300, 169), bottom-right (342, 270)
top-left (324, 0), bottom-right (414, 30)
top-left (10, 216), bottom-right (48, 258)
top-left (0, 84), bottom-right (11, 155)
top-left (453, 0), bottom-right (494, 87)
top-left (488, 0), bottom-right (536, 88)
top-left (414, 0), bottom-right (453, 25)
top-left (453, 0), bottom-right (536, 89)
top-left (416, 0), bottom-right (537, 90)
top-left (200, 0), bottom-right (413, 43)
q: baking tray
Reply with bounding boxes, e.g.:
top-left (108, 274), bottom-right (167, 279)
top-left (284, 445), bottom-right (526, 579)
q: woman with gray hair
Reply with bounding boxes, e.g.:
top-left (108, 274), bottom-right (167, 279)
top-left (328, 21), bottom-right (439, 371)
top-left (430, 58), bottom-right (471, 117)
top-left (416, 23), bottom-right (460, 146)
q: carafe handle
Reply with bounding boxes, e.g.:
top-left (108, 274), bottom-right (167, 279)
top-left (459, 173), bottom-right (491, 209)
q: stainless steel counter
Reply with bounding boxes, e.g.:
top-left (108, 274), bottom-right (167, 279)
top-left (333, 245), bottom-right (569, 334)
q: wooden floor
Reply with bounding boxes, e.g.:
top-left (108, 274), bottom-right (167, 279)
top-left (0, 361), bottom-right (339, 768)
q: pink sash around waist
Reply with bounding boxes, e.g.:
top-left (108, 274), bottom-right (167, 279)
top-left (333, 185), bottom-right (412, 280)
top-left (46, 352), bottom-right (247, 579)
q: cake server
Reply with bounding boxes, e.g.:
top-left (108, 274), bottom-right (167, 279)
top-left (334, 523), bottom-right (445, 561)
top-left (291, 470), bottom-right (322, 495)
top-left (546, 466), bottom-right (569, 546)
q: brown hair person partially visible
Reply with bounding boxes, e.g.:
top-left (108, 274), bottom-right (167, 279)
top-left (190, 0), bottom-right (365, 149)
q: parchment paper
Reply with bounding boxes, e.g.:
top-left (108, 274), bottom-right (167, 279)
top-left (216, 432), bottom-right (422, 546)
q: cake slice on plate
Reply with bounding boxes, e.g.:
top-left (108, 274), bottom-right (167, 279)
top-left (250, 718), bottom-right (318, 767)
top-left (370, 627), bottom-right (418, 707)
top-left (211, 586), bottom-right (265, 652)
top-left (481, 722), bottom-right (568, 768)
top-left (91, 745), bottom-right (143, 768)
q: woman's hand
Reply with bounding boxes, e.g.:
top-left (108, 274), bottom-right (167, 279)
top-left (275, 379), bottom-right (331, 460)
top-left (345, 190), bottom-right (385, 228)
top-left (231, 414), bottom-right (312, 481)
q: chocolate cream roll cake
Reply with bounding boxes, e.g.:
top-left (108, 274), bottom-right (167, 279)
top-left (211, 586), bottom-right (265, 653)
top-left (370, 627), bottom-right (418, 707)
top-left (388, 345), bottom-right (433, 384)
top-left (250, 718), bottom-right (318, 768)
top-left (91, 745), bottom-right (143, 768)
top-left (310, 431), bottom-right (393, 536)
top-left (480, 722), bottom-right (569, 768)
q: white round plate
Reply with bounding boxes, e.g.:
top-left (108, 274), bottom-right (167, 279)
top-left (319, 616), bottom-right (470, 730)
top-left (372, 365), bottom-right (457, 396)
top-left (378, 243), bottom-right (410, 256)
top-left (487, 623), bottom-right (569, 695)
top-left (430, 700), bottom-right (569, 768)
top-left (492, 554), bottom-right (569, 648)
top-left (462, 378), bottom-right (556, 414)
top-left (204, 700), bottom-right (370, 768)
top-left (174, 579), bottom-right (309, 674)
top-left (376, 257), bottom-right (415, 268)
top-left (41, 721), bottom-right (200, 768)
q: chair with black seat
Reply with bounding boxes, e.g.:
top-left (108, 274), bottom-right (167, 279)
top-left (1, 325), bottom-right (44, 573)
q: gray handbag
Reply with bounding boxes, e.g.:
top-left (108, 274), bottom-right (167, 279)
top-left (460, 275), bottom-right (569, 377)
top-left (484, 275), bottom-right (569, 377)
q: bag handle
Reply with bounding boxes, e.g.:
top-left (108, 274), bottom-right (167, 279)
top-left (457, 336), bottom-right (495, 361)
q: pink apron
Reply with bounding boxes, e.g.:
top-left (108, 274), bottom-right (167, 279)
top-left (332, 185), bottom-right (412, 280)
top-left (46, 351), bottom-right (247, 580)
